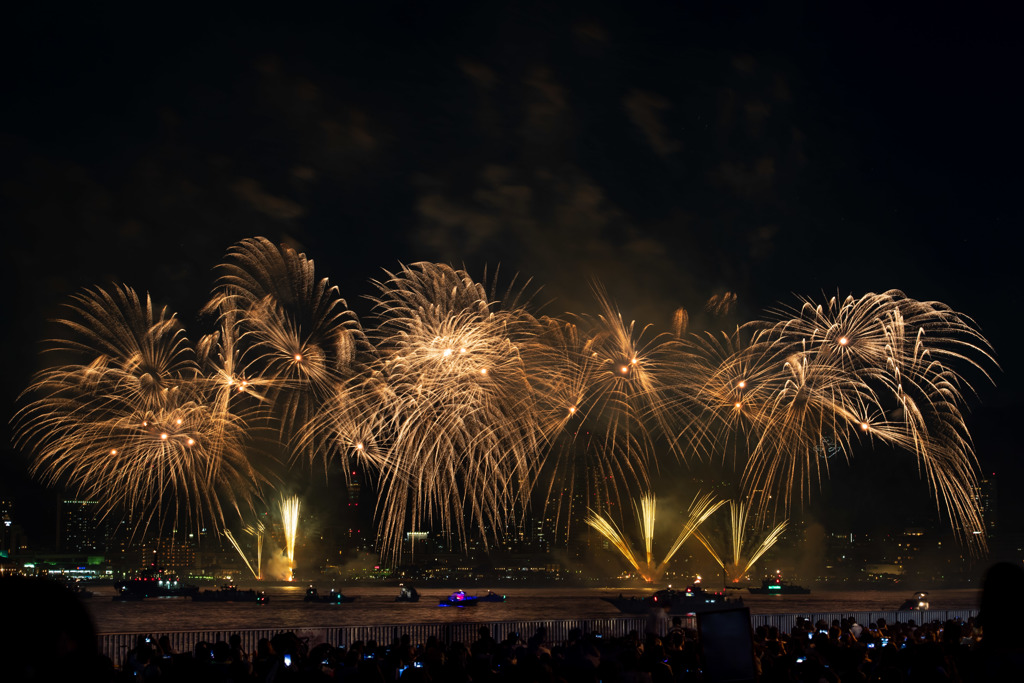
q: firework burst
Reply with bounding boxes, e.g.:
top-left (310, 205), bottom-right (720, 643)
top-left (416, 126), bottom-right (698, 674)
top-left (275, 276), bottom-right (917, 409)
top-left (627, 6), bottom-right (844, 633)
top-left (13, 286), bottom-right (263, 536)
top-left (202, 237), bottom-right (369, 461)
top-left (532, 288), bottom-right (702, 545)
top-left (352, 263), bottom-right (546, 559)
top-left (586, 492), bottom-right (725, 582)
top-left (681, 290), bottom-right (996, 552)
top-left (13, 237), bottom-right (998, 560)
top-left (692, 500), bottom-right (788, 584)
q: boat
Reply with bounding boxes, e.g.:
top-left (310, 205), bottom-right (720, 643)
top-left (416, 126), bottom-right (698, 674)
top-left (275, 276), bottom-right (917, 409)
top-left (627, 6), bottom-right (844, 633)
top-left (603, 583), bottom-right (737, 615)
top-left (191, 584), bottom-right (268, 603)
top-left (113, 567), bottom-right (198, 600)
top-left (476, 590), bottom-right (506, 603)
top-left (438, 589), bottom-right (479, 607)
top-left (395, 584), bottom-right (420, 602)
top-left (897, 591), bottom-right (929, 611)
top-left (64, 579), bottom-right (94, 599)
top-left (748, 573), bottom-right (811, 595)
top-left (304, 586), bottom-right (357, 604)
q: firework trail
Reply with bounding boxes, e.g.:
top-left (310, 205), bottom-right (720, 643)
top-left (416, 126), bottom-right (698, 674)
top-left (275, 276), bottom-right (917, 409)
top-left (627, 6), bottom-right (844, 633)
top-left (586, 492), bottom-right (725, 582)
top-left (244, 521), bottom-right (266, 580)
top-left (279, 495), bottom-right (300, 577)
top-left (224, 529), bottom-right (260, 579)
top-left (12, 286), bottom-right (264, 536)
top-left (692, 500), bottom-right (788, 584)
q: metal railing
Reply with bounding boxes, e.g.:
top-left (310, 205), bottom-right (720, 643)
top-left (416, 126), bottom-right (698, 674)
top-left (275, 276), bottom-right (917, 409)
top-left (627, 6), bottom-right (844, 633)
top-left (99, 616), bottom-right (653, 664)
top-left (749, 609), bottom-right (978, 633)
top-left (99, 609), bottom-right (977, 666)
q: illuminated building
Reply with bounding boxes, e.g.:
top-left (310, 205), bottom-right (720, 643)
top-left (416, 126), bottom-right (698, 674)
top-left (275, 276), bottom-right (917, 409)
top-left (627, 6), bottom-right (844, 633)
top-left (0, 499), bottom-right (13, 557)
top-left (975, 475), bottom-right (998, 535)
top-left (58, 500), bottom-right (103, 553)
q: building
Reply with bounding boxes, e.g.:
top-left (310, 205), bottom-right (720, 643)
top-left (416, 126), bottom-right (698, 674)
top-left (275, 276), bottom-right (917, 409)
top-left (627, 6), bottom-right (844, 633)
top-left (975, 475), bottom-right (998, 535)
top-left (1, 499), bottom-right (13, 557)
top-left (58, 500), bottom-right (104, 553)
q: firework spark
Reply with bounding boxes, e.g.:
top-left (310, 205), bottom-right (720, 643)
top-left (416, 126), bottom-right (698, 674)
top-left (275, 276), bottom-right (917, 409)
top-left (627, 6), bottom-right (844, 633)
top-left (224, 529), bottom-right (260, 580)
top-left (352, 262), bottom-right (546, 559)
top-left (532, 288), bottom-right (701, 545)
top-left (202, 237), bottom-right (368, 462)
top-left (244, 521), bottom-right (266, 580)
top-left (692, 501), bottom-right (788, 584)
top-left (12, 286), bottom-right (264, 536)
top-left (279, 495), bottom-right (300, 578)
top-left (680, 290), bottom-right (996, 553)
top-left (586, 492), bottom-right (725, 582)
top-left (13, 238), bottom-right (997, 560)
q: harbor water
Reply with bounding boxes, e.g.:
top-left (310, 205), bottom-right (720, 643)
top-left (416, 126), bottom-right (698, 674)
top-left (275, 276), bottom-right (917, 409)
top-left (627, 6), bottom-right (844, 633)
top-left (83, 583), bottom-right (982, 634)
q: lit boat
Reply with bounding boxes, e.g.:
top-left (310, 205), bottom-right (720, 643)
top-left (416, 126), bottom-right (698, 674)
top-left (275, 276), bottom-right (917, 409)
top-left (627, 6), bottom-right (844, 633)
top-left (395, 584), bottom-right (420, 602)
top-left (897, 591), bottom-right (929, 611)
top-left (476, 590), bottom-right (506, 603)
top-left (603, 583), bottom-right (736, 614)
top-left (748, 573), bottom-right (811, 595)
top-left (191, 584), bottom-right (268, 603)
top-left (438, 589), bottom-right (478, 607)
top-left (113, 567), bottom-right (198, 600)
top-left (304, 586), bottom-right (357, 604)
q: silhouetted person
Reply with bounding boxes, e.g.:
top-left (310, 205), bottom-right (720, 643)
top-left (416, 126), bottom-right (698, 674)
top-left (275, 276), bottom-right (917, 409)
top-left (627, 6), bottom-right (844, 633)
top-left (975, 561), bottom-right (1024, 679)
top-left (0, 575), bottom-right (113, 681)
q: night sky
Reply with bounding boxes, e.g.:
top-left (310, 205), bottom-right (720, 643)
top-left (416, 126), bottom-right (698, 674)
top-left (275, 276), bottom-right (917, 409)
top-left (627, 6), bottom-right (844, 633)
top-left (3, 3), bottom-right (1021, 547)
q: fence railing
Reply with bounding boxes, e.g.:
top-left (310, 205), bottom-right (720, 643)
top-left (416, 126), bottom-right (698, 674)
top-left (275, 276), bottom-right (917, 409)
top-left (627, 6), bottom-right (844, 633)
top-left (98, 609), bottom-right (977, 667)
top-left (99, 616), bottom-right (651, 665)
top-left (749, 609), bottom-right (978, 634)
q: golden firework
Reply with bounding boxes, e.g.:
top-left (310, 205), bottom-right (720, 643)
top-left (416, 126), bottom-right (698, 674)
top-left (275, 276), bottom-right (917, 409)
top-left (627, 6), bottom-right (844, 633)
top-left (202, 237), bottom-right (368, 462)
top-left (349, 262), bottom-right (547, 559)
top-left (13, 238), bottom-right (997, 560)
top-left (279, 494), bottom-right (300, 578)
top-left (681, 291), bottom-right (996, 553)
top-left (13, 286), bottom-right (264, 536)
top-left (586, 492), bottom-right (725, 582)
top-left (692, 500), bottom-right (788, 584)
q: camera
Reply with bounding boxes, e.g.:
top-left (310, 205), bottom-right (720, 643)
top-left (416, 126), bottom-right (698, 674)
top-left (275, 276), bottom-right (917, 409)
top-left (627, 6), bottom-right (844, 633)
top-left (867, 643), bottom-right (875, 649)
top-left (284, 654), bottom-right (292, 667)
top-left (795, 657), bottom-right (806, 663)
top-left (881, 638), bottom-right (889, 647)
